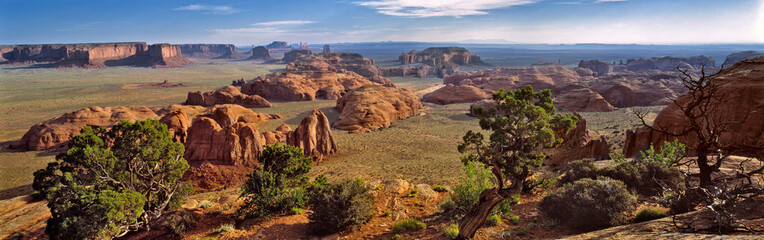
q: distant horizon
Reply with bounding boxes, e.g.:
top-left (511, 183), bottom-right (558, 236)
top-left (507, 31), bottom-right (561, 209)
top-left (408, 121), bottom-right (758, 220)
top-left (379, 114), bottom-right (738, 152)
top-left (1, 0), bottom-right (762, 46)
top-left (4, 41), bottom-right (764, 48)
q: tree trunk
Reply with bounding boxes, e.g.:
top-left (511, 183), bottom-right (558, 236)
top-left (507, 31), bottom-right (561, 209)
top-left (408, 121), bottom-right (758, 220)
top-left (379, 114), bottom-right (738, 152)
top-left (457, 188), bottom-right (505, 239)
top-left (697, 153), bottom-right (713, 187)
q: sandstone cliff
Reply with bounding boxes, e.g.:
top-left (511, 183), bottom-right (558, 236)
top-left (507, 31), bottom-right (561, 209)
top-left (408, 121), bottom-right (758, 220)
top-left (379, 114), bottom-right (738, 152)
top-left (623, 57), bottom-right (764, 157)
top-left (334, 85), bottom-right (423, 133)
top-left (282, 49), bottom-right (315, 63)
top-left (2, 42), bottom-right (191, 68)
top-left (725, 51), bottom-right (764, 65)
top-left (286, 109), bottom-right (339, 162)
top-left (177, 44), bottom-right (239, 59)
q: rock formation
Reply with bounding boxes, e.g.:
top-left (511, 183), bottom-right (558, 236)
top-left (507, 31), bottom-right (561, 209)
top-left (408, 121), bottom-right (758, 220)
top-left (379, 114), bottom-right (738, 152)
top-left (176, 44), bottom-right (238, 59)
top-left (241, 70), bottom-right (374, 101)
top-left (323, 45), bottom-right (331, 53)
top-left (247, 46), bottom-right (274, 60)
top-left (334, 85), bottom-right (423, 133)
top-left (444, 63), bottom-right (583, 91)
top-left (287, 52), bottom-right (395, 86)
top-left (10, 106), bottom-right (161, 150)
top-left (282, 49), bottom-right (315, 63)
top-left (623, 57), bottom-right (764, 157)
top-left (552, 84), bottom-right (615, 112)
top-left (381, 65), bottom-right (437, 78)
top-left (725, 51), bottom-right (764, 65)
top-left (2, 42), bottom-right (191, 68)
top-left (185, 86), bottom-right (272, 108)
top-left (266, 41), bottom-right (289, 49)
top-left (589, 76), bottom-right (678, 107)
top-left (545, 112), bottom-right (610, 166)
top-left (386, 46), bottom-right (484, 78)
top-left (421, 84), bottom-right (492, 104)
top-left (578, 56), bottom-right (715, 74)
top-left (261, 124), bottom-right (291, 145)
top-left (286, 109), bottom-right (339, 162)
top-left (183, 105), bottom-right (269, 167)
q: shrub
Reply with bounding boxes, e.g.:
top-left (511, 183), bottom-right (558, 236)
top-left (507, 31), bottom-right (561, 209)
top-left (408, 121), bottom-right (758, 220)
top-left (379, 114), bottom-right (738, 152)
top-left (213, 224), bottom-right (235, 233)
top-left (392, 219), bottom-right (427, 234)
top-left (610, 150), bottom-right (626, 164)
top-left (290, 207), bottom-right (304, 214)
top-left (452, 161), bottom-right (495, 212)
top-left (634, 208), bottom-right (667, 222)
top-left (238, 145), bottom-right (313, 219)
top-left (432, 185), bottom-right (449, 192)
top-left (494, 198), bottom-right (516, 217)
top-left (522, 176), bottom-right (556, 194)
top-left (442, 224), bottom-right (459, 239)
top-left (199, 201), bottom-right (215, 209)
top-left (559, 159), bottom-right (684, 198)
top-left (439, 198), bottom-right (457, 213)
top-left (160, 210), bottom-right (198, 237)
top-left (485, 214), bottom-right (502, 226)
top-left (510, 215), bottom-right (520, 225)
top-left (540, 178), bottom-right (637, 230)
top-left (308, 178), bottom-right (375, 234)
top-left (558, 159), bottom-right (599, 185)
top-left (639, 140), bottom-right (686, 167)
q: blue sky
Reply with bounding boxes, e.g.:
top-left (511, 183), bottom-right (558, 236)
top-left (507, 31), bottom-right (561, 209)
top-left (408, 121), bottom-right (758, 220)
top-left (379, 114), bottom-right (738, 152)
top-left (1, 0), bottom-right (762, 45)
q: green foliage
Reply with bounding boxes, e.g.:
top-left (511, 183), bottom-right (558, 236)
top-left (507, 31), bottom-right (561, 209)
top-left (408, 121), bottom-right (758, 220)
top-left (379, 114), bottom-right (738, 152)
top-left (238, 144), bottom-right (314, 219)
top-left (383, 210), bottom-right (392, 216)
top-left (290, 207), bottom-right (304, 214)
top-left (439, 198), bottom-right (457, 213)
top-left (522, 176), bottom-right (556, 194)
top-left (559, 159), bottom-right (684, 197)
top-left (494, 198), bottom-right (516, 217)
top-left (34, 120), bottom-right (190, 238)
top-left (392, 234), bottom-right (404, 240)
top-left (540, 178), bottom-right (637, 230)
top-left (392, 219), bottom-right (427, 234)
top-left (45, 184), bottom-right (145, 240)
top-left (199, 201), bottom-right (215, 209)
top-left (610, 150), bottom-right (626, 164)
top-left (432, 185), bottom-right (449, 192)
top-left (407, 188), bottom-right (419, 198)
top-left (634, 208), bottom-right (667, 222)
top-left (452, 161), bottom-right (495, 212)
top-left (639, 140), bottom-right (686, 167)
top-left (442, 224), bottom-right (459, 239)
top-left (459, 87), bottom-right (577, 190)
top-left (485, 214), bottom-right (502, 226)
top-left (160, 210), bottom-right (198, 237)
top-left (213, 224), bottom-right (235, 233)
top-left (308, 178), bottom-right (375, 234)
top-left (510, 215), bottom-right (521, 225)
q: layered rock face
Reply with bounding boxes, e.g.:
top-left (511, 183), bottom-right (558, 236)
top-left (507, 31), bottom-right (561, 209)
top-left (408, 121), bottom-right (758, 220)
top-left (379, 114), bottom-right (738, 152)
top-left (552, 84), bottom-right (615, 112)
top-left (421, 84), bottom-right (492, 104)
top-left (444, 63), bottom-right (583, 91)
top-left (177, 44), bottom-right (238, 59)
top-left (282, 49), bottom-right (315, 63)
top-left (334, 85), bottom-right (423, 133)
top-left (286, 109), bottom-right (339, 162)
top-left (623, 57), bottom-right (764, 157)
top-left (588, 77), bottom-right (678, 107)
top-left (185, 86), bottom-right (271, 108)
top-left (10, 106), bottom-right (161, 150)
top-left (183, 105), bottom-right (269, 167)
top-left (2, 42), bottom-right (190, 68)
top-left (387, 47), bottom-right (484, 78)
top-left (286, 52), bottom-right (395, 86)
top-left (241, 70), bottom-right (374, 101)
top-left (247, 46), bottom-right (274, 60)
top-left (725, 51), bottom-right (764, 65)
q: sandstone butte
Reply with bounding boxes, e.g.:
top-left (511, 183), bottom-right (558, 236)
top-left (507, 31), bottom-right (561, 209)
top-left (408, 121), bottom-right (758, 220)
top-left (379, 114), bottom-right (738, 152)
top-left (384, 46), bottom-right (484, 78)
top-left (286, 109), bottom-right (339, 162)
top-left (421, 84), bottom-right (492, 105)
top-left (623, 56), bottom-right (764, 157)
top-left (176, 44), bottom-right (239, 59)
top-left (240, 70), bottom-right (375, 101)
top-left (333, 85), bottom-right (424, 133)
top-left (0, 42), bottom-right (191, 68)
top-left (287, 52), bottom-right (396, 87)
top-left (247, 46), bottom-right (274, 60)
top-left (185, 85), bottom-right (272, 108)
top-left (282, 49), bottom-right (314, 63)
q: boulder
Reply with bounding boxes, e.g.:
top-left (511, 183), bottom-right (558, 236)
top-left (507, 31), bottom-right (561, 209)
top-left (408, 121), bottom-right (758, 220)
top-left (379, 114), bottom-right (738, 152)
top-left (623, 57), bottom-right (764, 157)
top-left (241, 71), bottom-right (375, 101)
top-left (383, 179), bottom-right (411, 195)
top-left (184, 86), bottom-right (271, 108)
top-left (334, 85), bottom-right (423, 133)
top-left (421, 84), bottom-right (492, 104)
top-left (11, 106), bottom-right (160, 150)
top-left (286, 109), bottom-right (339, 162)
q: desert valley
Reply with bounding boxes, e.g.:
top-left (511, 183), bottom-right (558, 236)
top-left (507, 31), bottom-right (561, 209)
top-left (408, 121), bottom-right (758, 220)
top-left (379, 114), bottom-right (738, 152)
top-left (2, 1), bottom-right (764, 240)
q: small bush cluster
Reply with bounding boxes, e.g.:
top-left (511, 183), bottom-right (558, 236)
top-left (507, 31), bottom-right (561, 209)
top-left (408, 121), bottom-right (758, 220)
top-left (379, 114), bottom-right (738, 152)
top-left (442, 224), bottom-right (459, 239)
top-left (639, 140), bottom-right (686, 167)
top-left (439, 198), bottom-right (457, 213)
top-left (485, 214), bottom-right (502, 226)
top-left (540, 178), bottom-right (637, 230)
top-left (213, 224), bottom-right (235, 233)
top-left (160, 210), bottom-right (198, 237)
top-left (559, 159), bottom-right (684, 197)
top-left (392, 219), bottom-right (427, 234)
top-left (432, 185), bottom-right (449, 192)
top-left (452, 161), bottom-right (495, 212)
top-left (308, 178), bottom-right (375, 234)
top-left (634, 208), bottom-right (667, 222)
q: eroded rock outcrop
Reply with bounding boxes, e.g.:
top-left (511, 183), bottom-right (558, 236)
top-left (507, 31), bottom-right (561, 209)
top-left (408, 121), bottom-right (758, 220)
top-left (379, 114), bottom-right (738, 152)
top-left (241, 70), bottom-right (375, 101)
top-left (177, 44), bottom-right (238, 59)
top-left (552, 84), bottom-right (615, 112)
top-left (545, 112), bottom-right (610, 166)
top-left (286, 52), bottom-right (395, 86)
top-left (282, 49), bottom-right (315, 63)
top-left (185, 86), bottom-right (271, 108)
top-left (421, 84), bottom-right (492, 104)
top-left (183, 105), bottom-right (269, 167)
top-left (385, 47), bottom-right (484, 78)
top-left (334, 85), bottom-right (423, 133)
top-left (725, 51), bottom-right (764, 65)
top-left (3, 42), bottom-right (191, 68)
top-left (247, 46), bottom-right (274, 60)
top-left (10, 106), bottom-right (161, 150)
top-left (286, 109), bottom-right (339, 161)
top-left (623, 57), bottom-right (764, 157)
top-left (444, 63), bottom-right (583, 91)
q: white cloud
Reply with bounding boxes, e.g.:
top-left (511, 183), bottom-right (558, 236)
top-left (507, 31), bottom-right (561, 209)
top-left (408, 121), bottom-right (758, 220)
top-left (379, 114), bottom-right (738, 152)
top-left (253, 20), bottom-right (315, 26)
top-left (355, 0), bottom-right (538, 17)
top-left (173, 4), bottom-right (238, 14)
